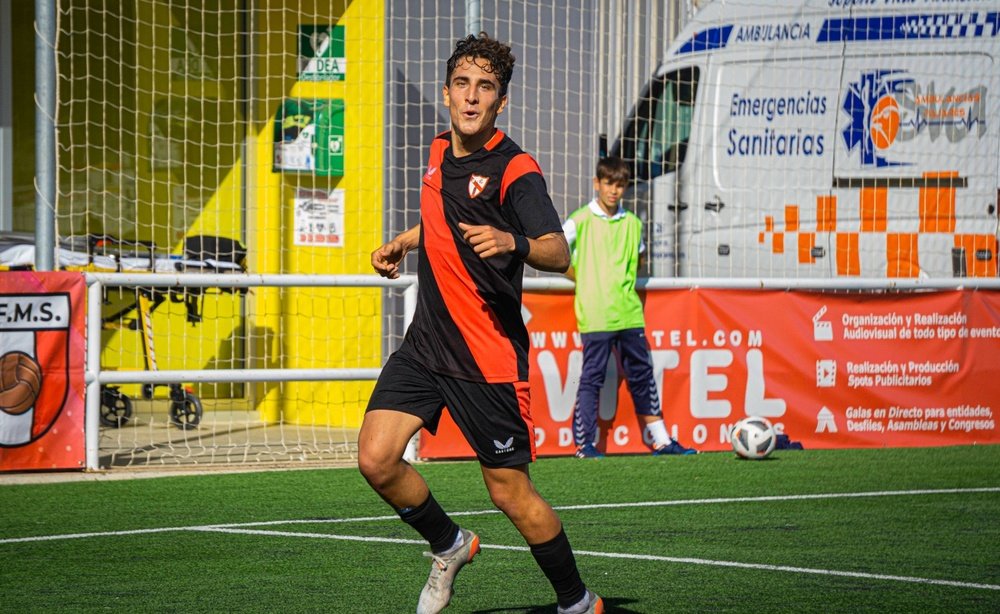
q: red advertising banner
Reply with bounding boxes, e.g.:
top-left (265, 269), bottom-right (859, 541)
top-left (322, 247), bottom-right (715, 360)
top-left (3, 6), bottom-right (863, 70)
top-left (0, 272), bottom-right (87, 471)
top-left (419, 289), bottom-right (1000, 459)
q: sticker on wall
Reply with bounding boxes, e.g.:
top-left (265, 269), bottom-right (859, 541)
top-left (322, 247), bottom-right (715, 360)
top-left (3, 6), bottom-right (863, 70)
top-left (294, 188), bottom-right (345, 247)
top-left (299, 25), bottom-right (346, 81)
top-left (170, 27), bottom-right (217, 80)
top-left (273, 98), bottom-right (345, 176)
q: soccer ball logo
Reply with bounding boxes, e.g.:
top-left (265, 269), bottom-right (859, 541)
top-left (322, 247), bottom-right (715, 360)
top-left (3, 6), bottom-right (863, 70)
top-left (0, 351), bottom-right (43, 415)
top-left (729, 416), bottom-right (777, 460)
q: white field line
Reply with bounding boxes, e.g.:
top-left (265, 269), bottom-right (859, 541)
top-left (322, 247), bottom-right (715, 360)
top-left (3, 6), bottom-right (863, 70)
top-left (3, 487), bottom-right (999, 543)
top-left (187, 526), bottom-right (1000, 592)
top-left (3, 487), bottom-right (1000, 592)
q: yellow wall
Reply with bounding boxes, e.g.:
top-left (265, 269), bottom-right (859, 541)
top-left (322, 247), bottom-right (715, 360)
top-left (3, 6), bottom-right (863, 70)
top-left (86, 0), bottom-right (384, 426)
top-left (8, 1), bottom-right (38, 231)
top-left (100, 1), bottom-right (246, 399)
top-left (251, 0), bottom-right (384, 425)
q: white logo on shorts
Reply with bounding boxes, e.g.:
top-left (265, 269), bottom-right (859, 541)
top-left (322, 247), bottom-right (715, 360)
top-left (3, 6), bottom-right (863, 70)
top-left (493, 436), bottom-right (514, 454)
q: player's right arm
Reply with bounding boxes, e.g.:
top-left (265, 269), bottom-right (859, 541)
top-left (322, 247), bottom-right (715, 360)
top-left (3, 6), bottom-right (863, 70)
top-left (371, 224), bottom-right (420, 279)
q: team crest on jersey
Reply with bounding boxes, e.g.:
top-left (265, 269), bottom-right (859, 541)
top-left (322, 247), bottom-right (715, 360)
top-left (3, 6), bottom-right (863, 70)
top-left (468, 174), bottom-right (490, 198)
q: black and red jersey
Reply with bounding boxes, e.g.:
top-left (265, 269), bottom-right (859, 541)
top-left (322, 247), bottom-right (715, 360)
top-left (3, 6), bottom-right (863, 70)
top-left (399, 130), bottom-right (563, 383)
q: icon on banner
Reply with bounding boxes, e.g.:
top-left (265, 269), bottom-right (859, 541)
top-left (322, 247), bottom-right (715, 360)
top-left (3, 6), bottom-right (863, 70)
top-left (813, 306), bottom-right (833, 341)
top-left (816, 360), bottom-right (836, 387)
top-left (816, 406), bottom-right (838, 433)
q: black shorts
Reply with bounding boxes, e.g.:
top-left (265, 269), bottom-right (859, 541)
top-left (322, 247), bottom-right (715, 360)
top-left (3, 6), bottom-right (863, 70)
top-left (366, 348), bottom-right (535, 467)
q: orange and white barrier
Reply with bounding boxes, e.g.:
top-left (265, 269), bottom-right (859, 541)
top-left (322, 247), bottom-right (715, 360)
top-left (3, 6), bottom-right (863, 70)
top-left (419, 288), bottom-right (1000, 458)
top-left (0, 272), bottom-right (86, 470)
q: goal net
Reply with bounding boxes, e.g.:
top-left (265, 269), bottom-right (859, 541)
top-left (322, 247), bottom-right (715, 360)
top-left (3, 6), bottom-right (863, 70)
top-left (56, 0), bottom-right (390, 467)
top-left (45, 0), bottom-right (1000, 469)
top-left (49, 0), bottom-right (688, 468)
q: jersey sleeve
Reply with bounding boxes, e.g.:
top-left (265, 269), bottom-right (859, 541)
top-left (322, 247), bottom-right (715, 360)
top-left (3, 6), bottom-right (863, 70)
top-left (502, 172), bottom-right (564, 239)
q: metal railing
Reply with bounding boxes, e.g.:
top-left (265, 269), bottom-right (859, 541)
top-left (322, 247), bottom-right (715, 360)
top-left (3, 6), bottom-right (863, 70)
top-left (83, 272), bottom-right (418, 470)
top-left (83, 272), bottom-right (1000, 469)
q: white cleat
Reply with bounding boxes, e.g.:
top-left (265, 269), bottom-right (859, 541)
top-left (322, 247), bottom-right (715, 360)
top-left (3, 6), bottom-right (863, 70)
top-left (416, 529), bottom-right (481, 614)
top-left (557, 589), bottom-right (604, 614)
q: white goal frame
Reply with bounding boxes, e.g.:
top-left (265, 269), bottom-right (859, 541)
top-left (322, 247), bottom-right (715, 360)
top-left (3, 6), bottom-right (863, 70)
top-left (81, 273), bottom-right (1000, 471)
top-left (82, 272), bottom-right (417, 471)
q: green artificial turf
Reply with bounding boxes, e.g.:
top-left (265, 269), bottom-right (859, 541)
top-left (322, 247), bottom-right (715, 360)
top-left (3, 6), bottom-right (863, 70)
top-left (1, 446), bottom-right (998, 612)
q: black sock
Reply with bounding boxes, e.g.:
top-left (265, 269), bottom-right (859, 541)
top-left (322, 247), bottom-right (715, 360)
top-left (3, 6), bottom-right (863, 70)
top-left (397, 493), bottom-right (460, 554)
top-left (529, 528), bottom-right (586, 608)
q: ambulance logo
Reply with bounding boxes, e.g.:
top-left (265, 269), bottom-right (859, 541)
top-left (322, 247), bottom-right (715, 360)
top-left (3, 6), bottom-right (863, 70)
top-left (0, 294), bottom-right (71, 447)
top-left (468, 174), bottom-right (490, 198)
top-left (842, 70), bottom-right (912, 168)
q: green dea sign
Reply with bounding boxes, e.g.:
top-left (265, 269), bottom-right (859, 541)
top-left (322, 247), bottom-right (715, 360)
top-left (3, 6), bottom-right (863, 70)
top-left (273, 98), bottom-right (345, 177)
top-left (298, 25), bottom-right (346, 81)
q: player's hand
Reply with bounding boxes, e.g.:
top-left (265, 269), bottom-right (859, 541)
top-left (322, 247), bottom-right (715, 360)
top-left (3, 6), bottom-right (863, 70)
top-left (371, 240), bottom-right (405, 278)
top-left (458, 222), bottom-right (515, 259)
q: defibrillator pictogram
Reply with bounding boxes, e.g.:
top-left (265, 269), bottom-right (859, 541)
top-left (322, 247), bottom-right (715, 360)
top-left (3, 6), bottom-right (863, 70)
top-left (298, 25), bottom-right (346, 81)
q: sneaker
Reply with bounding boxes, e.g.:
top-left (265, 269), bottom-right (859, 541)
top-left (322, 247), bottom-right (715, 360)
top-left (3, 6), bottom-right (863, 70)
top-left (652, 440), bottom-right (697, 455)
top-left (775, 434), bottom-right (804, 450)
top-left (574, 443), bottom-right (605, 459)
top-left (557, 589), bottom-right (604, 614)
top-left (416, 528), bottom-right (480, 614)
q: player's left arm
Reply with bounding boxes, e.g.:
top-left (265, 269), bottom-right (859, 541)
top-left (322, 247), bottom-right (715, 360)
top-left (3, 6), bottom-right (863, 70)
top-left (498, 163), bottom-right (571, 273)
top-left (522, 232), bottom-right (570, 273)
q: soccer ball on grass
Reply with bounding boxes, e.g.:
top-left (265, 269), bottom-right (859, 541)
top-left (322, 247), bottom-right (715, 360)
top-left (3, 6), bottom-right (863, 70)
top-left (729, 416), bottom-right (777, 460)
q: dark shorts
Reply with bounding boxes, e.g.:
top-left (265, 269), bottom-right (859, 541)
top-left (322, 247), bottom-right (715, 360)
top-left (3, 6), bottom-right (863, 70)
top-left (366, 348), bottom-right (536, 468)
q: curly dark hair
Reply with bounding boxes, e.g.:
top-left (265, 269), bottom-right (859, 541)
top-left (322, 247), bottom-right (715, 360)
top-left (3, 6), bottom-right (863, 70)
top-left (445, 32), bottom-right (516, 97)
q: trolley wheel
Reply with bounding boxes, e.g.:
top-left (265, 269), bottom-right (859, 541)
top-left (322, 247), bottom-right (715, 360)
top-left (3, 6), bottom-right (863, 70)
top-left (100, 386), bottom-right (133, 428)
top-left (169, 389), bottom-right (203, 430)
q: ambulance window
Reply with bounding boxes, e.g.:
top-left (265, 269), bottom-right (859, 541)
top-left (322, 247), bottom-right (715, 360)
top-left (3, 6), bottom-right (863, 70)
top-left (617, 66), bottom-right (699, 182)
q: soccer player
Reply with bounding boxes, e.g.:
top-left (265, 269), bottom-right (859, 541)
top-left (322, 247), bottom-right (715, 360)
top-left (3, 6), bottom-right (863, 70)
top-left (563, 157), bottom-right (697, 459)
top-left (360, 33), bottom-right (603, 614)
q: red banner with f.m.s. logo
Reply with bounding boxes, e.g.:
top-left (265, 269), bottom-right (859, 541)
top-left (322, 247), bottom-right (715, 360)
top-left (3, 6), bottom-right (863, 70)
top-left (419, 289), bottom-right (1000, 459)
top-left (0, 272), bottom-right (86, 471)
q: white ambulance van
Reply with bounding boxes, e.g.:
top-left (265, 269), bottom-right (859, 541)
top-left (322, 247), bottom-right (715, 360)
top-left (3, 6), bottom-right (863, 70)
top-left (610, 0), bottom-right (1000, 278)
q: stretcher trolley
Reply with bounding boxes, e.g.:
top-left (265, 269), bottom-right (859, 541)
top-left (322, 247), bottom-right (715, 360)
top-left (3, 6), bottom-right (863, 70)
top-left (0, 232), bottom-right (247, 430)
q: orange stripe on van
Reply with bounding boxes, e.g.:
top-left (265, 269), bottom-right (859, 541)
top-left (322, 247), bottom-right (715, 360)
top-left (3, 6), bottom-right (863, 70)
top-left (859, 187), bottom-right (886, 232)
top-left (836, 233), bottom-right (860, 276)
top-left (887, 233), bottom-right (920, 277)
top-left (785, 205), bottom-right (799, 231)
top-left (798, 233), bottom-right (815, 264)
top-left (772, 232), bottom-right (784, 254)
top-left (954, 234), bottom-right (999, 278)
top-left (919, 171), bottom-right (958, 233)
top-left (816, 195), bottom-right (836, 232)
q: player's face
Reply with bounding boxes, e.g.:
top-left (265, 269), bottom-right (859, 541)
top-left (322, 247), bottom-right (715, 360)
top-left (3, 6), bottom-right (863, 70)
top-left (593, 177), bottom-right (626, 214)
top-left (443, 56), bottom-right (508, 151)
